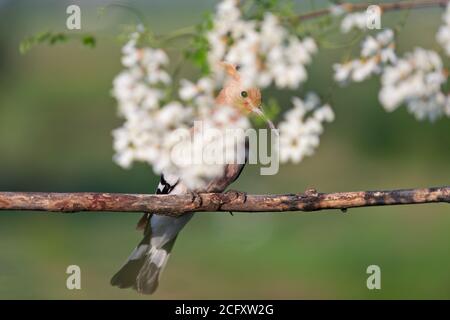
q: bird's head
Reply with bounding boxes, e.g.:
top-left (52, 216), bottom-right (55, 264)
top-left (216, 62), bottom-right (275, 129)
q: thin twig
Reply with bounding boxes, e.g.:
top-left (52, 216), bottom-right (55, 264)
top-left (297, 0), bottom-right (449, 21)
top-left (0, 186), bottom-right (448, 216)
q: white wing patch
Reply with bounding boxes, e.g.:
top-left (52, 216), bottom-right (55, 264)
top-left (148, 246), bottom-right (170, 268)
top-left (129, 244), bottom-right (149, 260)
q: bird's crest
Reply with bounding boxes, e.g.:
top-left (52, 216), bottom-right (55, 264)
top-left (220, 61), bottom-right (240, 81)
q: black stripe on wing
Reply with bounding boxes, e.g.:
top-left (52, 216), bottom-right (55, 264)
top-left (156, 174), bottom-right (179, 194)
top-left (137, 174), bottom-right (179, 232)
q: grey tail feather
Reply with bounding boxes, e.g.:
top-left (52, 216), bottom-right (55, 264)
top-left (110, 235), bottom-right (177, 295)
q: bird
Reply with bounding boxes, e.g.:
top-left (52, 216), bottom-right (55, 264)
top-left (110, 62), bottom-right (273, 294)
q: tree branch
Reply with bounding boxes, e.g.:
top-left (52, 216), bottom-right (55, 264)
top-left (297, 0), bottom-right (449, 21)
top-left (0, 186), bottom-right (448, 216)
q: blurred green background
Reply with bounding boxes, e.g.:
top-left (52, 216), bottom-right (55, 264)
top-left (0, 0), bottom-right (449, 299)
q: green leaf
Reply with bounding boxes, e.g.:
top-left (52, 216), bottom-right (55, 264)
top-left (185, 12), bottom-right (213, 75)
top-left (49, 33), bottom-right (68, 45)
top-left (19, 31), bottom-right (97, 54)
top-left (19, 31), bottom-right (52, 54)
top-left (19, 39), bottom-right (33, 55)
top-left (36, 31), bottom-right (52, 42)
top-left (82, 35), bottom-right (96, 48)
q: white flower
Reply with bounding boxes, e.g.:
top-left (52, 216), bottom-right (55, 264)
top-left (279, 94), bottom-right (334, 164)
top-left (179, 78), bottom-right (214, 101)
top-left (179, 80), bottom-right (198, 101)
top-left (379, 47), bottom-right (449, 121)
top-left (406, 93), bottom-right (448, 122)
top-left (314, 104), bottom-right (335, 122)
top-left (334, 29), bottom-right (396, 84)
top-left (156, 102), bottom-right (193, 129)
top-left (352, 59), bottom-right (379, 82)
top-left (113, 148), bottom-right (135, 169)
top-left (141, 89), bottom-right (163, 110)
top-left (333, 62), bottom-right (352, 83)
top-left (341, 12), bottom-right (367, 33)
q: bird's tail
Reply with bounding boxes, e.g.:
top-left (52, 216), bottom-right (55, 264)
top-left (110, 234), bottom-right (177, 294)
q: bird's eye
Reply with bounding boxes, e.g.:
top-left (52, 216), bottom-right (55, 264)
top-left (240, 91), bottom-right (248, 98)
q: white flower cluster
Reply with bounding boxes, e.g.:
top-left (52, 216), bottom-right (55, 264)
top-left (340, 11), bottom-right (368, 33)
top-left (379, 48), bottom-right (450, 121)
top-left (207, 0), bottom-right (317, 89)
top-left (278, 93), bottom-right (334, 164)
top-left (437, 2), bottom-right (450, 56)
top-left (112, 29), bottom-right (251, 189)
top-left (178, 77), bottom-right (216, 114)
top-left (334, 4), bottom-right (381, 33)
top-left (333, 20), bottom-right (450, 122)
top-left (113, 30), bottom-right (190, 170)
top-left (334, 29), bottom-right (396, 84)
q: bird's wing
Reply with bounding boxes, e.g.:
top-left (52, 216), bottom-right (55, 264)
top-left (136, 173), bottom-right (180, 231)
top-left (203, 139), bottom-right (249, 193)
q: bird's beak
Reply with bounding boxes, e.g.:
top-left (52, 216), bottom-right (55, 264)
top-left (252, 106), bottom-right (276, 131)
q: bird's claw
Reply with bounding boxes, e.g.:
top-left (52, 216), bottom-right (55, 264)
top-left (188, 191), bottom-right (202, 206)
top-left (224, 190), bottom-right (247, 216)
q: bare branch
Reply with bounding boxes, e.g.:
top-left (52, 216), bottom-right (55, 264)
top-left (0, 186), bottom-right (448, 216)
top-left (297, 0), bottom-right (449, 21)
